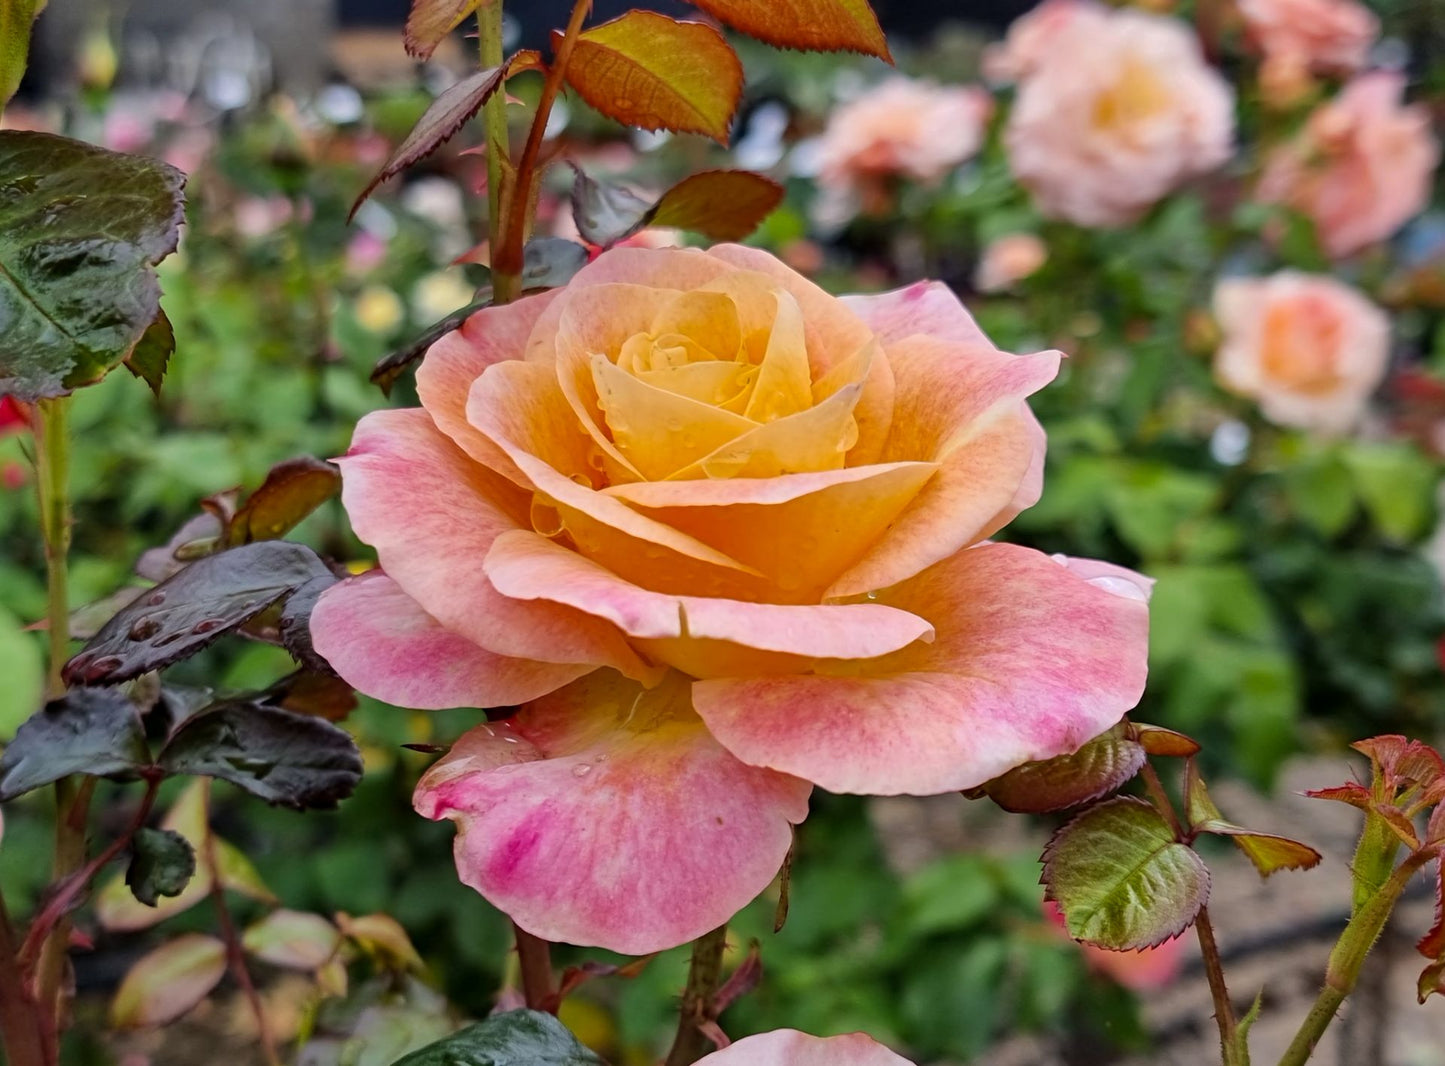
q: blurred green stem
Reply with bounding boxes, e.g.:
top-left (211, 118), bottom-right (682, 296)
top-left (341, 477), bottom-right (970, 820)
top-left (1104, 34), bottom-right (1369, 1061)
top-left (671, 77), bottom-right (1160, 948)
top-left (478, 0), bottom-right (507, 253)
top-left (664, 924), bottom-right (728, 1066)
top-left (1276, 850), bottom-right (1433, 1066)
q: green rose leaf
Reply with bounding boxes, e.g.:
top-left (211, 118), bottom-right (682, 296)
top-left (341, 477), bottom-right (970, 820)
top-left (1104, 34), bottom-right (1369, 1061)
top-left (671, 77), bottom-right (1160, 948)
top-left (126, 827), bottom-right (197, 907)
top-left (63, 541), bottom-right (334, 687)
top-left (1043, 796), bottom-right (1210, 951)
top-left (980, 724), bottom-right (1145, 813)
top-left (0, 688), bottom-right (151, 801)
top-left (123, 308), bottom-right (176, 397)
top-left (392, 1010), bottom-right (606, 1066)
top-left (0, 131), bottom-right (185, 401)
top-left (0, 0), bottom-right (47, 108)
top-left (157, 696), bottom-right (362, 810)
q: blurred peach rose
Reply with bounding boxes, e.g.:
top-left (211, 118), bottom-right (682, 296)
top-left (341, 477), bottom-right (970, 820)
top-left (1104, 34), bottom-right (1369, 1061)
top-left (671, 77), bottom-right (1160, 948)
top-left (312, 246), bottom-right (1150, 952)
top-left (1237, 0), bottom-right (1377, 77)
top-left (1257, 72), bottom-right (1439, 259)
top-left (1044, 900), bottom-right (1186, 989)
top-left (1213, 271), bottom-right (1390, 430)
top-left (1003, 7), bottom-right (1235, 227)
top-left (975, 233), bottom-right (1048, 292)
top-left (700, 1030), bottom-right (915, 1065)
top-left (984, 0), bottom-right (1108, 85)
top-left (817, 77), bottom-right (994, 194)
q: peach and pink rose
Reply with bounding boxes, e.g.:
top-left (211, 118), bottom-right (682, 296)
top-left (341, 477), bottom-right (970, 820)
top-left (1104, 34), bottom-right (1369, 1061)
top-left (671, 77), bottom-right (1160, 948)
top-left (1212, 270), bottom-right (1390, 430)
top-left (311, 246), bottom-right (1149, 953)
top-left (1002, 4), bottom-right (1235, 227)
top-left (699, 1030), bottom-right (914, 1065)
top-left (984, 0), bottom-right (1106, 85)
top-left (1256, 71), bottom-right (1439, 259)
top-left (975, 232), bottom-right (1049, 292)
top-left (1238, 0), bottom-right (1377, 79)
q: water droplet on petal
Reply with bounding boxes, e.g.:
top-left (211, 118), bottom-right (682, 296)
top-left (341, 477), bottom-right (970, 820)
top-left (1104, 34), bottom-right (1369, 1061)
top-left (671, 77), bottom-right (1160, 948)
top-left (530, 496), bottom-right (565, 538)
top-left (571, 763), bottom-right (592, 778)
top-left (146, 591), bottom-right (167, 606)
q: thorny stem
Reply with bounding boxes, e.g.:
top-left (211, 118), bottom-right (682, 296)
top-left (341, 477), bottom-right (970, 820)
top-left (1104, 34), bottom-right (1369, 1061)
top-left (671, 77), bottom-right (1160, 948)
top-left (19, 777), bottom-right (162, 972)
top-left (204, 832), bottom-right (281, 1066)
top-left (0, 888), bottom-right (47, 1066)
top-left (32, 395), bottom-right (89, 1041)
top-left (513, 921), bottom-right (557, 1012)
top-left (494, 0), bottom-right (591, 301)
top-left (1139, 761), bottom-right (1185, 839)
top-left (1277, 850), bottom-right (1436, 1066)
top-left (478, 0), bottom-right (509, 253)
top-left (664, 924), bottom-right (729, 1066)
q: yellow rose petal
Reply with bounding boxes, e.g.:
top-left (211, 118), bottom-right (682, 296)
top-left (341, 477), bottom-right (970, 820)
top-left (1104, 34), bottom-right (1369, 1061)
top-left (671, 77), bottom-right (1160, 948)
top-left (744, 290), bottom-right (814, 424)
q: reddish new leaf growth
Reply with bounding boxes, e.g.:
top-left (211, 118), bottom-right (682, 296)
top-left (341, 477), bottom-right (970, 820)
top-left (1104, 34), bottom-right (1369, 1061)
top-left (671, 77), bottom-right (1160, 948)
top-left (1353, 734), bottom-right (1445, 794)
top-left (1131, 723), bottom-right (1201, 758)
top-left (982, 723), bottom-right (1145, 814)
top-left (686, 0), bottom-right (891, 60)
top-left (560, 12), bottom-right (743, 144)
top-left (227, 456), bottom-right (341, 546)
top-left (1188, 761), bottom-right (1322, 877)
top-left (405, 0), bottom-right (483, 60)
top-left (649, 170), bottom-right (786, 241)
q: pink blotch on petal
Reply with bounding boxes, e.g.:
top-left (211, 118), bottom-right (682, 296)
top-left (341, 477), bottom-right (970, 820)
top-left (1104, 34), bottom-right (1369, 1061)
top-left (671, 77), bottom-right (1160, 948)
top-left (694, 543), bottom-right (1149, 795)
top-left (413, 670), bottom-right (810, 953)
top-left (310, 571), bottom-right (589, 709)
top-left (698, 1031), bottom-right (916, 1066)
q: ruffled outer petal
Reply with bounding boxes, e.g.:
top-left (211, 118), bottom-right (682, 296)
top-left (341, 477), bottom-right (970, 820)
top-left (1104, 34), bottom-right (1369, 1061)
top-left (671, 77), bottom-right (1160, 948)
top-left (415, 290), bottom-right (561, 483)
top-left (483, 530), bottom-right (935, 677)
top-left (310, 571), bottom-right (589, 709)
top-left (698, 1031), bottom-right (915, 1066)
top-left (692, 543), bottom-right (1149, 795)
top-left (413, 670), bottom-right (811, 953)
top-left (842, 279), bottom-right (995, 347)
top-left (335, 407), bottom-right (649, 678)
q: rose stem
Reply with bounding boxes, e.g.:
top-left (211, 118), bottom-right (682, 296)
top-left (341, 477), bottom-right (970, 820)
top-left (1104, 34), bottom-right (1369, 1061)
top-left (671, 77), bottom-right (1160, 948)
top-left (478, 0), bottom-right (509, 261)
top-left (204, 831), bottom-right (281, 1066)
top-left (513, 921), bottom-right (558, 1012)
top-left (0, 888), bottom-right (47, 1066)
top-left (664, 924), bottom-right (729, 1066)
top-left (493, 0), bottom-right (591, 302)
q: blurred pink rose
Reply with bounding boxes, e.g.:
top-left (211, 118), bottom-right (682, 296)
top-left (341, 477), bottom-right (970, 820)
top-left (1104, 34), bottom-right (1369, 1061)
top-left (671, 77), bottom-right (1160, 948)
top-left (1237, 0), bottom-right (1377, 76)
top-left (310, 246), bottom-right (1150, 953)
top-left (0, 396), bottom-right (27, 435)
top-left (1003, 7), bottom-right (1235, 227)
top-left (699, 1030), bottom-right (915, 1065)
top-left (1257, 72), bottom-right (1439, 259)
top-left (975, 233), bottom-right (1048, 292)
top-left (984, 0), bottom-right (1107, 85)
top-left (1044, 900), bottom-right (1186, 990)
top-left (816, 77), bottom-right (994, 195)
top-left (1213, 271), bottom-right (1390, 430)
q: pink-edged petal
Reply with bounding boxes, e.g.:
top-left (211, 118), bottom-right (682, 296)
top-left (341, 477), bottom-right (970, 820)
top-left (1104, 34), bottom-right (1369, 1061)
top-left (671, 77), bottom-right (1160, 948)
top-left (699, 1031), bottom-right (916, 1066)
top-left (468, 360), bottom-right (779, 601)
top-left (415, 290), bottom-right (561, 484)
top-left (337, 407), bottom-right (649, 678)
top-left (693, 543), bottom-right (1149, 795)
top-left (826, 337), bottom-right (1059, 598)
top-left (704, 245), bottom-right (875, 379)
top-left (311, 571), bottom-right (588, 709)
top-left (413, 670), bottom-right (811, 954)
top-left (484, 530), bottom-right (934, 676)
top-left (606, 462), bottom-right (938, 600)
top-left (841, 279), bottom-right (993, 347)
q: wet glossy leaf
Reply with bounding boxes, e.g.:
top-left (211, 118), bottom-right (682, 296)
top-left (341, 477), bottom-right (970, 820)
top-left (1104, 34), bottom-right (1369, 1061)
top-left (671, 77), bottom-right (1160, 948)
top-left (243, 909), bottom-right (341, 970)
top-left (685, 0), bottom-right (890, 58)
top-left (1, 0), bottom-right (48, 109)
top-left (567, 164), bottom-right (651, 247)
top-left (64, 541), bottom-right (334, 686)
top-left (0, 131), bottom-right (185, 401)
top-left (228, 457), bottom-right (340, 546)
top-left (648, 170), bottom-right (784, 240)
top-left (982, 724), bottom-right (1145, 813)
top-left (123, 308), bottom-right (174, 396)
top-left (278, 575), bottom-right (343, 675)
top-left (562, 12), bottom-right (742, 144)
top-left (371, 295), bottom-right (491, 396)
top-left (110, 934), bottom-right (227, 1028)
top-left (157, 697), bottom-right (362, 809)
top-left (135, 507), bottom-right (227, 582)
top-left (405, 0), bottom-right (483, 60)
top-left (1043, 797), bottom-right (1210, 950)
top-left (0, 688), bottom-right (150, 801)
top-left (126, 827), bottom-right (196, 907)
top-left (393, 1009), bottom-right (606, 1066)
top-left (350, 59), bottom-right (515, 218)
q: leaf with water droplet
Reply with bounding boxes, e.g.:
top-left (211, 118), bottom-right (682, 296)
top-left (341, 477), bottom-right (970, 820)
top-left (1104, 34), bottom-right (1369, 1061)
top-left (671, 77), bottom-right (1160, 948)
top-left (64, 541), bottom-right (335, 687)
top-left (391, 1009), bottom-right (605, 1066)
top-left (157, 696), bottom-right (363, 809)
top-left (227, 456), bottom-right (341, 547)
top-left (0, 688), bottom-right (152, 801)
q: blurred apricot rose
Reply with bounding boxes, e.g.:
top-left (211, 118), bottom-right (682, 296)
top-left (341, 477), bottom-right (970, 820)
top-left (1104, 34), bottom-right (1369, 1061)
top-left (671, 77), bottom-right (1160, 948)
top-left (698, 1030), bottom-right (915, 1065)
top-left (1257, 72), bottom-right (1439, 259)
top-left (1237, 0), bottom-right (1377, 76)
top-left (1213, 271), bottom-right (1389, 430)
top-left (311, 246), bottom-right (1150, 953)
top-left (1003, 5), bottom-right (1234, 227)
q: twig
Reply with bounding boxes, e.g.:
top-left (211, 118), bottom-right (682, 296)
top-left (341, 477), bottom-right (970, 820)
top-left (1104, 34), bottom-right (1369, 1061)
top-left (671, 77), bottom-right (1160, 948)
top-left (664, 924), bottom-right (729, 1066)
top-left (1194, 907), bottom-right (1243, 1066)
top-left (203, 832), bottom-right (281, 1066)
top-left (0, 888), bottom-right (47, 1066)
